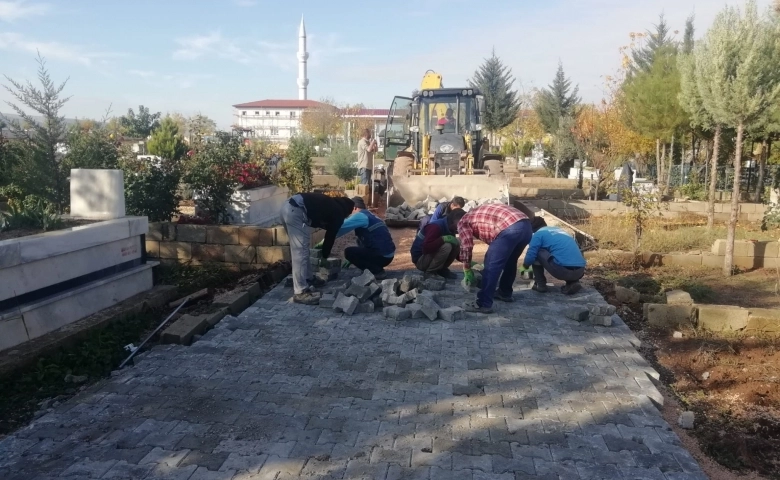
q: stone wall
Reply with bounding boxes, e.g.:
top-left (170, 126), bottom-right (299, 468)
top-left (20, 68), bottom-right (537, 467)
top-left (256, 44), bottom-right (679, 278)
top-left (146, 222), bottom-right (325, 270)
top-left (524, 199), bottom-right (767, 223)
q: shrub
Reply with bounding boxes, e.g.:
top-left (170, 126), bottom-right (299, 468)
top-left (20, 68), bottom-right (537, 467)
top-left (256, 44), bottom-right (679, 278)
top-left (120, 156), bottom-right (181, 222)
top-left (276, 136), bottom-right (314, 194)
top-left (328, 144), bottom-right (357, 184)
top-left (0, 196), bottom-right (62, 232)
top-left (231, 161), bottom-right (271, 190)
top-left (677, 180), bottom-right (707, 201)
top-left (184, 133), bottom-right (246, 223)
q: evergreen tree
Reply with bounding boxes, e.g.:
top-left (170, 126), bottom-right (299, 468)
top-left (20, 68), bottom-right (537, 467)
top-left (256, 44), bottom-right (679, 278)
top-left (148, 117), bottom-right (186, 161)
top-left (469, 49), bottom-right (520, 133)
top-left (696, 0), bottom-right (780, 276)
top-left (120, 105), bottom-right (161, 138)
top-left (631, 13), bottom-right (675, 74)
top-left (535, 61), bottom-right (581, 134)
top-left (683, 14), bottom-right (695, 54)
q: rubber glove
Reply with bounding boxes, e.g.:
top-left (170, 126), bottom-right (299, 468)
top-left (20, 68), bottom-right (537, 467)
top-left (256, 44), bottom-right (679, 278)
top-left (519, 265), bottom-right (531, 273)
top-left (442, 235), bottom-right (459, 246)
top-left (342, 259), bottom-right (351, 269)
top-left (314, 240), bottom-right (324, 249)
top-left (463, 269), bottom-right (476, 286)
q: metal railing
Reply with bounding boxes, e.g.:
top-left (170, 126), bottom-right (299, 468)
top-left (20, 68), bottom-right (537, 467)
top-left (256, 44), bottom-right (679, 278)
top-left (646, 164), bottom-right (779, 194)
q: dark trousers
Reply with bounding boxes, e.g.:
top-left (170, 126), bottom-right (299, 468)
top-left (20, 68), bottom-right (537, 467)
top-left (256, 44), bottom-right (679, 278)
top-left (415, 243), bottom-right (458, 273)
top-left (345, 247), bottom-right (393, 274)
top-left (532, 249), bottom-right (585, 285)
top-left (477, 219), bottom-right (532, 308)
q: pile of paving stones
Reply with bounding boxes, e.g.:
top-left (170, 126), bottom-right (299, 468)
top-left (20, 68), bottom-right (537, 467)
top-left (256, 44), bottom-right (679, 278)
top-left (563, 303), bottom-right (617, 326)
top-left (384, 195), bottom-right (509, 221)
top-left (316, 271), bottom-right (465, 322)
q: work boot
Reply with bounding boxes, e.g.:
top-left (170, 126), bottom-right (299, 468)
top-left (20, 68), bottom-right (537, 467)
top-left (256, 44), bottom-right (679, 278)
top-left (293, 291), bottom-right (321, 305)
top-left (531, 282), bottom-right (548, 293)
top-left (463, 301), bottom-right (494, 314)
top-left (494, 291), bottom-right (514, 302)
top-left (308, 277), bottom-right (327, 288)
top-left (561, 282), bottom-right (582, 295)
top-left (435, 268), bottom-right (458, 280)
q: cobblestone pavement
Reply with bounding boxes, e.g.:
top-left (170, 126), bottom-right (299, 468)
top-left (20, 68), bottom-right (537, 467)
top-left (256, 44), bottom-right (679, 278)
top-left (0, 270), bottom-right (707, 480)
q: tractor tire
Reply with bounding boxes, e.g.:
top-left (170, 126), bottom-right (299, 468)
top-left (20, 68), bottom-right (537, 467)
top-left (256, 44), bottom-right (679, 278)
top-left (484, 160), bottom-right (503, 175)
top-left (393, 157), bottom-right (414, 176)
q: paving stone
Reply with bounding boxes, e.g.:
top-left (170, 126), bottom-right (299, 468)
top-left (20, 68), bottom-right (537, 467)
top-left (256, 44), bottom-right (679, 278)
top-left (590, 315), bottom-right (613, 327)
top-left (563, 306), bottom-right (589, 322)
top-left (333, 293), bottom-right (359, 315)
top-left (406, 304), bottom-right (425, 319)
top-left (101, 461), bottom-right (154, 479)
top-left (384, 306), bottom-right (412, 321)
top-left (386, 294), bottom-right (408, 307)
top-left (381, 278), bottom-right (399, 294)
top-left (422, 278), bottom-right (446, 291)
top-left (356, 301), bottom-right (375, 314)
top-left (179, 450), bottom-right (229, 471)
top-left (439, 306), bottom-right (464, 322)
top-left (416, 295), bottom-right (440, 321)
top-left (400, 274), bottom-right (423, 293)
top-left (319, 293), bottom-right (336, 308)
top-left (345, 283), bottom-right (373, 302)
top-left (352, 269), bottom-right (377, 287)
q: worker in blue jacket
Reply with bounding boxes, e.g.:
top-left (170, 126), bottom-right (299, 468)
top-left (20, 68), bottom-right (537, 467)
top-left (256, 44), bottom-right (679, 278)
top-left (324, 196), bottom-right (395, 276)
top-left (418, 196), bottom-right (465, 232)
top-left (522, 217), bottom-right (586, 295)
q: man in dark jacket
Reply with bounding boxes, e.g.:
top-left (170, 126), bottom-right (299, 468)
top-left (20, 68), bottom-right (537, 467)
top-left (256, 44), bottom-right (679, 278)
top-left (330, 197), bottom-right (395, 276)
top-left (418, 196), bottom-right (465, 232)
top-left (279, 193), bottom-right (354, 305)
top-left (410, 208), bottom-right (465, 279)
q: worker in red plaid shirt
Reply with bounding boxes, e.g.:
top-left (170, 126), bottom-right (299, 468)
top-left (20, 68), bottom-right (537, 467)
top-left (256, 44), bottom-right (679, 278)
top-left (457, 203), bottom-right (533, 314)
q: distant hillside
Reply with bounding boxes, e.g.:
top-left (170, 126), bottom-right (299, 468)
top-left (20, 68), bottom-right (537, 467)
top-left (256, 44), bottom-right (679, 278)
top-left (0, 112), bottom-right (79, 138)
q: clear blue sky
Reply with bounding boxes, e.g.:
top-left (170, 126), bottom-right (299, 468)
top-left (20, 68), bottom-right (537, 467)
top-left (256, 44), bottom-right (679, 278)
top-left (0, 0), bottom-right (772, 128)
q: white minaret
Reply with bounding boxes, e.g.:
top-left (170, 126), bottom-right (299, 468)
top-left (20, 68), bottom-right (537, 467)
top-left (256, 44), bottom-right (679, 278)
top-left (297, 16), bottom-right (309, 100)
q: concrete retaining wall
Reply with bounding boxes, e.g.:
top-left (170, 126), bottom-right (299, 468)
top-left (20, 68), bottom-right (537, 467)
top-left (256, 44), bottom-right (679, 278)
top-left (524, 199), bottom-right (767, 222)
top-left (146, 223), bottom-right (325, 270)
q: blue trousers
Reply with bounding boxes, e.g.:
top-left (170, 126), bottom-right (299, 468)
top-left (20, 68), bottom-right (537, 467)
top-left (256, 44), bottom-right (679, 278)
top-left (359, 168), bottom-right (371, 185)
top-left (477, 219), bottom-right (532, 308)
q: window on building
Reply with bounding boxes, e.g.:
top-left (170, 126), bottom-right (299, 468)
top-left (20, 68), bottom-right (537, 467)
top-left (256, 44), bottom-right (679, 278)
top-left (254, 111), bottom-right (259, 115)
top-left (275, 111), bottom-right (280, 116)
top-left (270, 127), bottom-right (279, 136)
top-left (290, 111), bottom-right (296, 118)
top-left (241, 111), bottom-right (246, 116)
top-left (265, 111), bottom-right (270, 116)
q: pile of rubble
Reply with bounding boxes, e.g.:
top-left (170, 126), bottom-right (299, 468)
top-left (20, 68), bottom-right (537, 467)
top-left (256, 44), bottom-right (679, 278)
top-left (318, 271), bottom-right (464, 322)
top-left (385, 195), bottom-right (509, 222)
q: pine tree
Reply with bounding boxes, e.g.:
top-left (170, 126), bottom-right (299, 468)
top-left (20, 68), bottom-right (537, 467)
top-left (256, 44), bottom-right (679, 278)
top-left (148, 117), bottom-right (186, 161)
top-left (696, 0), bottom-right (780, 276)
top-left (631, 13), bottom-right (675, 74)
top-left (469, 49), bottom-right (520, 133)
top-left (683, 14), bottom-right (695, 54)
top-left (534, 61), bottom-right (581, 134)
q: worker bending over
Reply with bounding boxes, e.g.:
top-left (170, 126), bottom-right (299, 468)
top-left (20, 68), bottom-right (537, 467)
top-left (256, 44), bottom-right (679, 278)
top-left (410, 208), bottom-right (466, 279)
top-left (458, 204), bottom-right (532, 314)
top-left (418, 196), bottom-right (465, 232)
top-left (331, 196), bottom-right (395, 277)
top-left (523, 217), bottom-right (586, 295)
top-left (280, 193), bottom-right (354, 305)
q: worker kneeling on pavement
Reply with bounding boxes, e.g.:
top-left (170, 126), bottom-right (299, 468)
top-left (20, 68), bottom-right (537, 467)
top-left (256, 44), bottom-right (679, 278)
top-left (418, 196), bottom-right (465, 232)
top-left (326, 196), bottom-right (395, 276)
top-left (458, 204), bottom-right (532, 314)
top-left (523, 217), bottom-right (586, 295)
top-left (280, 193), bottom-right (354, 305)
top-left (410, 208), bottom-right (467, 279)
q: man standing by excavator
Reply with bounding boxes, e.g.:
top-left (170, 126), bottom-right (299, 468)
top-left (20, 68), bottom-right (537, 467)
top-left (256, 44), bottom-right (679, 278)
top-left (457, 203), bottom-right (532, 314)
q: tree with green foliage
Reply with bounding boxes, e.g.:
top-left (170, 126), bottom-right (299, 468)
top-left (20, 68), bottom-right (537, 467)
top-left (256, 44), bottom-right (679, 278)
top-left (120, 105), bottom-right (160, 138)
top-left (630, 13), bottom-right (675, 75)
top-left (64, 121), bottom-right (120, 170)
top-left (535, 61), bottom-right (581, 134)
top-left (187, 113), bottom-right (217, 144)
top-left (469, 50), bottom-right (520, 134)
top-left (147, 117), bottom-right (186, 161)
top-left (678, 15), bottom-right (724, 230)
top-left (682, 14), bottom-right (695, 54)
top-left (1, 54), bottom-right (70, 212)
top-left (548, 116), bottom-right (578, 178)
top-left (278, 136), bottom-right (314, 194)
top-left (695, 0), bottom-right (780, 276)
top-left (328, 144), bottom-right (357, 186)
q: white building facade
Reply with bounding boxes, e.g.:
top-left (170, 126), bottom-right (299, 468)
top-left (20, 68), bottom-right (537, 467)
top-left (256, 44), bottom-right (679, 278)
top-left (232, 99), bottom-right (323, 143)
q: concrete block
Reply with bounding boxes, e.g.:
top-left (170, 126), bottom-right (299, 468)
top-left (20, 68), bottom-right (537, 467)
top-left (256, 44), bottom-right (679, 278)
top-left (404, 288), bottom-right (419, 302)
top-left (159, 242), bottom-right (192, 260)
top-left (238, 226), bottom-right (275, 246)
top-left (588, 304), bottom-right (616, 316)
top-left (666, 290), bottom-right (693, 305)
top-left (345, 283), bottom-right (372, 302)
top-left (381, 279), bottom-right (399, 295)
top-left (733, 240), bottom-right (756, 257)
top-left (205, 308), bottom-right (229, 327)
top-left (191, 244), bottom-right (225, 262)
top-left (212, 290), bottom-right (252, 316)
top-left (310, 249), bottom-right (323, 259)
top-left (666, 254), bottom-right (702, 267)
top-left (352, 269), bottom-right (377, 287)
top-left (386, 294), bottom-right (408, 307)
top-left (0, 315), bottom-right (29, 351)
top-left (257, 246), bottom-right (291, 264)
top-left (206, 226), bottom-right (239, 245)
top-left (590, 315), bottom-right (613, 327)
top-left (645, 304), bottom-right (694, 330)
top-left (319, 294), bottom-right (336, 308)
top-left (416, 295), bottom-right (440, 321)
top-left (756, 241), bottom-right (779, 259)
top-left (422, 278), bottom-right (446, 291)
top-left (697, 304), bottom-right (749, 332)
top-left (711, 239), bottom-right (726, 256)
top-left (384, 306), bottom-right (411, 321)
top-left (225, 245), bottom-right (256, 264)
top-left (439, 306), bottom-right (464, 322)
top-left (400, 274), bottom-right (423, 293)
top-left (678, 411), bottom-right (694, 429)
top-left (746, 308), bottom-right (780, 334)
top-left (333, 293), bottom-right (359, 315)
top-left (406, 304), bottom-right (425, 319)
top-left (614, 286), bottom-right (640, 304)
top-left (275, 227), bottom-right (290, 246)
top-left (702, 254), bottom-right (724, 269)
top-left (161, 314), bottom-right (208, 346)
top-left (356, 301), bottom-right (375, 314)
top-left (733, 256), bottom-right (759, 270)
top-left (324, 257), bottom-right (341, 269)
top-left (147, 222), bottom-right (165, 241)
top-left (177, 225), bottom-right (207, 243)
top-left (563, 307), bottom-right (589, 322)
top-left (246, 283), bottom-right (261, 301)
top-left (367, 283), bottom-right (381, 299)
top-left (318, 266), bottom-right (340, 281)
